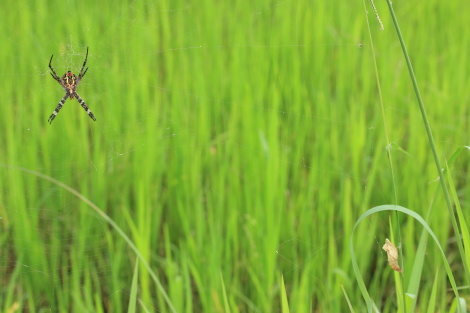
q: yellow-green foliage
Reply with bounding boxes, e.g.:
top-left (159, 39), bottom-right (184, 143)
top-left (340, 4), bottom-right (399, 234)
top-left (0, 0), bottom-right (468, 312)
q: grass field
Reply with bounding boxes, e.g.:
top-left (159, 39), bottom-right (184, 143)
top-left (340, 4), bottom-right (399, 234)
top-left (0, 0), bottom-right (469, 312)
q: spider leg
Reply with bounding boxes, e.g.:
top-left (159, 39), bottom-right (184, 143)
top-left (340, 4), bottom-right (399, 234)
top-left (48, 54), bottom-right (62, 82)
top-left (74, 91), bottom-right (96, 121)
top-left (50, 72), bottom-right (61, 84)
top-left (48, 93), bottom-right (69, 124)
top-left (79, 67), bottom-right (89, 80)
top-left (78, 47), bottom-right (89, 79)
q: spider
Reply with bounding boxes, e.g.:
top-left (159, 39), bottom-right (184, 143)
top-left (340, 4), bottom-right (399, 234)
top-left (48, 47), bottom-right (96, 123)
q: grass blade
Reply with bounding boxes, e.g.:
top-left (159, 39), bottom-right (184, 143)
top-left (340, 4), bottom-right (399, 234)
top-left (2, 165), bottom-right (176, 313)
top-left (280, 275), bottom-right (290, 313)
top-left (127, 261), bottom-right (139, 313)
top-left (341, 283), bottom-right (356, 313)
top-left (220, 271), bottom-right (231, 313)
top-left (445, 162), bottom-right (470, 283)
top-left (426, 271), bottom-right (439, 313)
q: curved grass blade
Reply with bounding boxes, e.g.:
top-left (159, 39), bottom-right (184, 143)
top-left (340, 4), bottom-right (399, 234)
top-left (2, 165), bottom-right (177, 313)
top-left (350, 205), bottom-right (461, 312)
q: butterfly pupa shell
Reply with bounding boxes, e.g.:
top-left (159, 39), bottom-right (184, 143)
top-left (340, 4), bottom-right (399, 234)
top-left (382, 238), bottom-right (402, 272)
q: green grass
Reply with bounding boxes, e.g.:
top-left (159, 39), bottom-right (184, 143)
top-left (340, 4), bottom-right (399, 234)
top-left (0, 0), bottom-right (469, 312)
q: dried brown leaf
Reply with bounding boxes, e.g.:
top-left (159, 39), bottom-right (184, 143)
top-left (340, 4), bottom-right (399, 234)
top-left (382, 238), bottom-right (402, 272)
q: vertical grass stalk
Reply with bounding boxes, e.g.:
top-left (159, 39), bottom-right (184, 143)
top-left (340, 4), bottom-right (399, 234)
top-left (362, 0), bottom-right (406, 310)
top-left (384, 0), bottom-right (470, 289)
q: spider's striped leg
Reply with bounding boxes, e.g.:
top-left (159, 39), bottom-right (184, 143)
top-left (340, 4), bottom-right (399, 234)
top-left (48, 93), bottom-right (68, 124)
top-left (78, 47), bottom-right (89, 79)
top-left (74, 92), bottom-right (96, 121)
top-left (49, 54), bottom-right (62, 82)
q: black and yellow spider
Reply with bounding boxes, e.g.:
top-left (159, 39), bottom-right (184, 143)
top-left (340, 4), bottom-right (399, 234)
top-left (48, 47), bottom-right (96, 123)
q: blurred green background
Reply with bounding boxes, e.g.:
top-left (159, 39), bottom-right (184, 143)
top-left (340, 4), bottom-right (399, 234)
top-left (0, 0), bottom-right (469, 312)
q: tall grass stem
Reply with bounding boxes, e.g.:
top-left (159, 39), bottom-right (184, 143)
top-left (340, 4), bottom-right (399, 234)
top-left (384, 0), bottom-right (470, 289)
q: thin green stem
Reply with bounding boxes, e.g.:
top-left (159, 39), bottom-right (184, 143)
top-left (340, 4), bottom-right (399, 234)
top-left (362, 0), bottom-right (405, 310)
top-left (364, 0), bottom-right (397, 204)
top-left (385, 0), bottom-right (470, 295)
